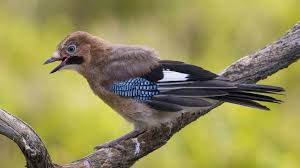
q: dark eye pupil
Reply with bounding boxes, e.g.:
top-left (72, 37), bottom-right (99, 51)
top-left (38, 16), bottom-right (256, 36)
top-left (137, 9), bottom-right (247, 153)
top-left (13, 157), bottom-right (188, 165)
top-left (67, 45), bottom-right (76, 53)
top-left (68, 46), bottom-right (74, 52)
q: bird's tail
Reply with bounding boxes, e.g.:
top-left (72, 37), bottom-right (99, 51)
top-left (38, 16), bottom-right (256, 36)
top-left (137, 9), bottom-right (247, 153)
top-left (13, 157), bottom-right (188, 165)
top-left (152, 80), bottom-right (284, 112)
top-left (211, 84), bottom-right (284, 110)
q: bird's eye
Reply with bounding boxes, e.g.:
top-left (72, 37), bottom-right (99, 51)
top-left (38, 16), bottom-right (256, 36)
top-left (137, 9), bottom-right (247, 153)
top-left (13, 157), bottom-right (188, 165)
top-left (66, 44), bottom-right (77, 54)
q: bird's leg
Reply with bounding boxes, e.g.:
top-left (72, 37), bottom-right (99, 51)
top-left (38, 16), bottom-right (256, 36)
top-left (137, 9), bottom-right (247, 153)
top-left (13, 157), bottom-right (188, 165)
top-left (94, 129), bottom-right (145, 151)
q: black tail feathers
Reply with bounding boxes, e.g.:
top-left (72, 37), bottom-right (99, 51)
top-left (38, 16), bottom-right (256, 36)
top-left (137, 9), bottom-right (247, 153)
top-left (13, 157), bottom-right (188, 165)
top-left (237, 84), bottom-right (285, 94)
top-left (148, 81), bottom-right (284, 112)
top-left (212, 83), bottom-right (284, 110)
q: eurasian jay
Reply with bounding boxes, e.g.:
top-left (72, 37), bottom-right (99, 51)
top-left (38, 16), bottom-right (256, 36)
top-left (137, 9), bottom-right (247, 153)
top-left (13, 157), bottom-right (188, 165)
top-left (44, 31), bottom-right (284, 148)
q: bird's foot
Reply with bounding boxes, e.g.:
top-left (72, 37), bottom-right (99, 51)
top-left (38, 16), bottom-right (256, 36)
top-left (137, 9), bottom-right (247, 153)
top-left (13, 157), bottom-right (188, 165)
top-left (94, 139), bottom-right (125, 151)
top-left (94, 130), bottom-right (145, 151)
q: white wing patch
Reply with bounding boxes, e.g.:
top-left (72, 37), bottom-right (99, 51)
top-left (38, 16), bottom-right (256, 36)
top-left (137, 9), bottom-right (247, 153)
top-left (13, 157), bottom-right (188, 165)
top-left (159, 70), bottom-right (189, 82)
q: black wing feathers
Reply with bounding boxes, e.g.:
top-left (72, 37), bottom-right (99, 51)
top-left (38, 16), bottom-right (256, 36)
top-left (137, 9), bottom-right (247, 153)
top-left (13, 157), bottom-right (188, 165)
top-left (146, 100), bottom-right (183, 112)
top-left (160, 89), bottom-right (228, 97)
top-left (144, 60), bottom-right (284, 112)
top-left (152, 96), bottom-right (212, 107)
top-left (142, 65), bottom-right (164, 82)
top-left (157, 79), bottom-right (236, 88)
top-left (143, 60), bottom-right (218, 82)
top-left (160, 61), bottom-right (218, 81)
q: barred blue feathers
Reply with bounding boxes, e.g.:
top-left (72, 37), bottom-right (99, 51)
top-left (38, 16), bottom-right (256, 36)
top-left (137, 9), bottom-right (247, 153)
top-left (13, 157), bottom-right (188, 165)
top-left (111, 77), bottom-right (159, 102)
top-left (111, 61), bottom-right (284, 111)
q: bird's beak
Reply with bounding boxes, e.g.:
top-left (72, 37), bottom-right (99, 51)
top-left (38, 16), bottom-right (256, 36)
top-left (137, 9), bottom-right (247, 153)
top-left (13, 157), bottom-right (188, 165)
top-left (44, 51), bottom-right (69, 73)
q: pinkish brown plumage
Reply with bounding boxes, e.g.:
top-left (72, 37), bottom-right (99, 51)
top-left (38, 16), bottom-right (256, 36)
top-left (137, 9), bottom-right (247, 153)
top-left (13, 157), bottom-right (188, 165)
top-left (44, 31), bottom-right (284, 148)
top-left (45, 32), bottom-right (173, 128)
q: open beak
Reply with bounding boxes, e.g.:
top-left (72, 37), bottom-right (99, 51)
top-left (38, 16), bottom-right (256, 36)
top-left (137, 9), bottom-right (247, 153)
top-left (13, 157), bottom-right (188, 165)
top-left (44, 52), bottom-right (69, 73)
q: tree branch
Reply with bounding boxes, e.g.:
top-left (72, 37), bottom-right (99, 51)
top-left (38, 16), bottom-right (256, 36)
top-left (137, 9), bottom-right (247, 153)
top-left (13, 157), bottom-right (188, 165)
top-left (0, 109), bottom-right (53, 168)
top-left (1, 21), bottom-right (300, 168)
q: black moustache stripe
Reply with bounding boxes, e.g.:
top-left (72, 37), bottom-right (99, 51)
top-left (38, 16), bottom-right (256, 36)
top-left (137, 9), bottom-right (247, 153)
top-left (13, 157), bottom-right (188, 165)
top-left (66, 56), bottom-right (84, 65)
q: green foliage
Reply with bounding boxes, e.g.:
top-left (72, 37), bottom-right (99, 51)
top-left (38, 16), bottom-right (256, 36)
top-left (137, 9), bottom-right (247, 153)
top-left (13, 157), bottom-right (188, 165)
top-left (0, 0), bottom-right (300, 167)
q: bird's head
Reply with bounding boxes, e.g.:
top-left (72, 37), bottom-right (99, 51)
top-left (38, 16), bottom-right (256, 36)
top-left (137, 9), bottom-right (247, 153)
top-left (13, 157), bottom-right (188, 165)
top-left (44, 31), bottom-right (111, 74)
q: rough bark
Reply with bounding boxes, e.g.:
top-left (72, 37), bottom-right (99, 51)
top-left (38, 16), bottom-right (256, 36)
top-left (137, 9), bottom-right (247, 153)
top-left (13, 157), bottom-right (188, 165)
top-left (1, 21), bottom-right (300, 168)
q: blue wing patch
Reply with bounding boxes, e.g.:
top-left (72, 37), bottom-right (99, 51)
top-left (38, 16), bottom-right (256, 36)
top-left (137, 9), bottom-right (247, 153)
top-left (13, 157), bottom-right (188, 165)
top-left (111, 77), bottom-right (160, 102)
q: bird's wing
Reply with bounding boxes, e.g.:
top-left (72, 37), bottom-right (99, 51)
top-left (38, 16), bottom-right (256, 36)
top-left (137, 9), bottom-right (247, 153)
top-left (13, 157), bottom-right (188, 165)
top-left (101, 45), bottom-right (160, 82)
top-left (111, 60), bottom-right (284, 112)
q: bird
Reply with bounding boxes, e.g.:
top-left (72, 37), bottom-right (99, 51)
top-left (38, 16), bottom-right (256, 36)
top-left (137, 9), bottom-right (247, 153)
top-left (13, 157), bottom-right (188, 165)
top-left (44, 31), bottom-right (284, 148)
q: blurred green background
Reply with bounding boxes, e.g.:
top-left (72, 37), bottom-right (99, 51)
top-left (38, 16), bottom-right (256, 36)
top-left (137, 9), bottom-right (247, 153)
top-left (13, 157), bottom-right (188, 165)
top-left (0, 0), bottom-right (300, 167)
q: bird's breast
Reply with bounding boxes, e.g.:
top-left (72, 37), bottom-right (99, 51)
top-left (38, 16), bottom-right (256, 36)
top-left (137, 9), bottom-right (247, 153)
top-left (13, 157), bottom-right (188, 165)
top-left (88, 80), bottom-right (157, 125)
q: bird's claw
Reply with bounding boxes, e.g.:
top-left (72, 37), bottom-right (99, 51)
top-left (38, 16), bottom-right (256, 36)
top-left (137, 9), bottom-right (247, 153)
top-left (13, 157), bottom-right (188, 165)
top-left (94, 141), bottom-right (125, 151)
top-left (94, 130), bottom-right (145, 151)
